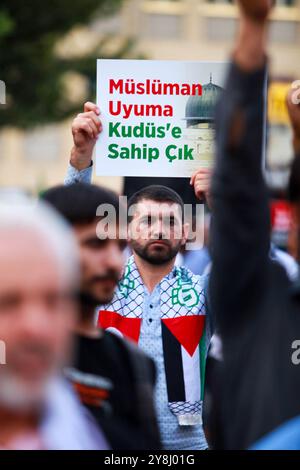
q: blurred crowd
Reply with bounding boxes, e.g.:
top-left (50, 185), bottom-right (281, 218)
top-left (1, 0), bottom-right (300, 451)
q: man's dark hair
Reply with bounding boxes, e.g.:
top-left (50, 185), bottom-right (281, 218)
top-left (128, 185), bottom-right (184, 222)
top-left (41, 183), bottom-right (121, 225)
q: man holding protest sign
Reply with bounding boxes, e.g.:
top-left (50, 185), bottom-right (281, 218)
top-left (65, 109), bottom-right (211, 450)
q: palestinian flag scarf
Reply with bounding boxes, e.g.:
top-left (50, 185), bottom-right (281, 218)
top-left (98, 256), bottom-right (210, 425)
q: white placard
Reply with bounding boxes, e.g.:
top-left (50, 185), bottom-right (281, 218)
top-left (96, 59), bottom-right (227, 177)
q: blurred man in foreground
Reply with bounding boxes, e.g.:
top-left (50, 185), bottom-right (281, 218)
top-left (42, 183), bottom-right (160, 450)
top-left (0, 196), bottom-right (107, 449)
top-left (206, 0), bottom-right (300, 449)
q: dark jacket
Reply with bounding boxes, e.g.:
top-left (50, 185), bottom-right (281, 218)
top-left (69, 331), bottom-right (161, 450)
top-left (209, 61), bottom-right (300, 449)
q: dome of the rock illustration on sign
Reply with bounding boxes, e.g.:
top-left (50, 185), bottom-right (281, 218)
top-left (183, 75), bottom-right (224, 170)
top-left (185, 75), bottom-right (224, 127)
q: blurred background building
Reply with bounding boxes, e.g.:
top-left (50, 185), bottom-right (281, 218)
top-left (0, 0), bottom-right (300, 194)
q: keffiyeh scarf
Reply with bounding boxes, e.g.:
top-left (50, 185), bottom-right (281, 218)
top-left (98, 256), bottom-right (210, 425)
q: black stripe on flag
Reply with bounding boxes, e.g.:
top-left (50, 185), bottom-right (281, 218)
top-left (161, 321), bottom-right (186, 403)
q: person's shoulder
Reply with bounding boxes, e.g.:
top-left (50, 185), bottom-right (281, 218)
top-left (103, 330), bottom-right (155, 381)
top-left (102, 329), bottom-right (128, 350)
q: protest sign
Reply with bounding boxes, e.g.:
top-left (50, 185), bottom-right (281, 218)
top-left (96, 59), bottom-right (227, 177)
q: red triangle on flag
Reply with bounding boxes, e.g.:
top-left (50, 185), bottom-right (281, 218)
top-left (162, 315), bottom-right (206, 357)
top-left (98, 310), bottom-right (142, 343)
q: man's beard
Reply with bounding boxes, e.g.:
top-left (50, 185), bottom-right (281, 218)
top-left (131, 238), bottom-right (182, 265)
top-left (79, 291), bottom-right (101, 310)
top-left (0, 343), bottom-right (60, 412)
top-left (79, 270), bottom-right (120, 310)
top-left (0, 370), bottom-right (51, 412)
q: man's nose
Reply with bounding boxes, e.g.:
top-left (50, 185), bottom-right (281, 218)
top-left (152, 219), bottom-right (166, 239)
top-left (18, 300), bottom-right (53, 340)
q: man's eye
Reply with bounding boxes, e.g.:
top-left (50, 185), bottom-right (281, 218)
top-left (118, 240), bottom-right (128, 251)
top-left (163, 217), bottom-right (177, 227)
top-left (140, 216), bottom-right (152, 226)
top-left (86, 239), bottom-right (108, 249)
top-left (0, 295), bottom-right (21, 312)
top-left (44, 293), bottom-right (71, 310)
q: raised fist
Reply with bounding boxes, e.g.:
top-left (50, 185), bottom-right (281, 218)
top-left (237, 0), bottom-right (274, 22)
top-left (71, 102), bottom-right (102, 170)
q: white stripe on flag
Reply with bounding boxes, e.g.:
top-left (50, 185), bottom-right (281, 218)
top-left (181, 345), bottom-right (200, 403)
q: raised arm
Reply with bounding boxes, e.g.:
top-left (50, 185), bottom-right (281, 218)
top-left (65, 101), bottom-right (101, 185)
top-left (208, 1), bottom-right (273, 333)
top-left (287, 87), bottom-right (300, 158)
